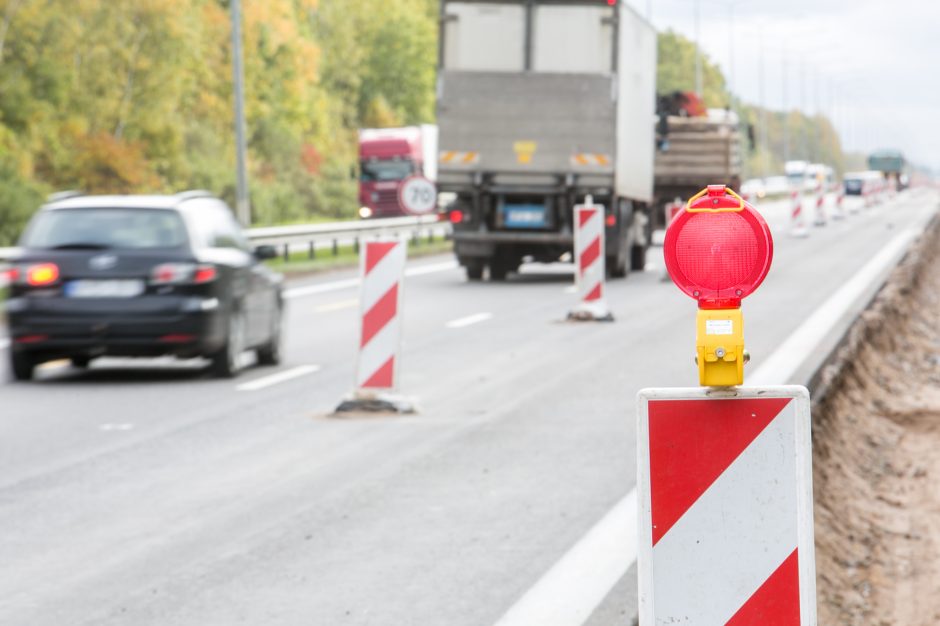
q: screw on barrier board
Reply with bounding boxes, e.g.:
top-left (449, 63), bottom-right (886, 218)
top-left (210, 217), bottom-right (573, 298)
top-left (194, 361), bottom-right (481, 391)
top-left (334, 239), bottom-right (415, 415)
top-left (636, 386), bottom-right (817, 625)
top-left (568, 196), bottom-right (613, 322)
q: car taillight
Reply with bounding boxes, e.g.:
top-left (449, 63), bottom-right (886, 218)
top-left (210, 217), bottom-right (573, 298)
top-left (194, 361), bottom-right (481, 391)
top-left (605, 214), bottom-right (617, 227)
top-left (25, 263), bottom-right (60, 286)
top-left (4, 267), bottom-right (19, 284)
top-left (151, 263), bottom-right (217, 285)
top-left (193, 266), bottom-right (217, 284)
top-left (449, 210), bottom-right (464, 224)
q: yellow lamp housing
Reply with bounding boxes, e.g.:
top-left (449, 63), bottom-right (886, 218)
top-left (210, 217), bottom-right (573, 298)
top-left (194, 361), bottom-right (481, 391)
top-left (696, 308), bottom-right (745, 387)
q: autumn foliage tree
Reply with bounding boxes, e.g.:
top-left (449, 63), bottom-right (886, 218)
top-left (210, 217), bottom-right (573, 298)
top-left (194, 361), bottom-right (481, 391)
top-left (0, 0), bottom-right (438, 242)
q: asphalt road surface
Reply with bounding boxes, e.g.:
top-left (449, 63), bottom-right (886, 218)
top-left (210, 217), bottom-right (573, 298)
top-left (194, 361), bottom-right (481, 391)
top-left (1, 190), bottom-right (935, 625)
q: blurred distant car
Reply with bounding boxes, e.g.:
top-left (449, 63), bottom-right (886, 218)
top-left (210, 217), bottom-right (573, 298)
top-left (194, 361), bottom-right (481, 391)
top-left (740, 178), bottom-right (766, 199)
top-left (5, 191), bottom-right (283, 381)
top-left (843, 172), bottom-right (865, 196)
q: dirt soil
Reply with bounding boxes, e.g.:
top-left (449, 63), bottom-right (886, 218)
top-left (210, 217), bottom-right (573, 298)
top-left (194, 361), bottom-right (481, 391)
top-left (813, 216), bottom-right (940, 625)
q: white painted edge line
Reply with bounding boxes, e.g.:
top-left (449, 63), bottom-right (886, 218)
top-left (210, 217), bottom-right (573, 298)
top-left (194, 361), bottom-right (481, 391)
top-left (493, 490), bottom-right (638, 626)
top-left (748, 228), bottom-right (918, 386)
top-left (236, 364), bottom-right (320, 392)
top-left (315, 299), bottom-right (358, 313)
top-left (493, 226), bottom-right (927, 626)
top-left (445, 312), bottom-right (493, 329)
top-left (283, 260), bottom-right (458, 300)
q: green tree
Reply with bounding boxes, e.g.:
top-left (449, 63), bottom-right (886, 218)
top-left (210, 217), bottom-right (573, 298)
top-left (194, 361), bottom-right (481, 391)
top-left (657, 30), bottom-right (729, 108)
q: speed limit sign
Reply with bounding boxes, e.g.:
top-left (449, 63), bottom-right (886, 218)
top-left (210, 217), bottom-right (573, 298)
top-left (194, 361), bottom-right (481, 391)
top-left (398, 176), bottom-right (437, 215)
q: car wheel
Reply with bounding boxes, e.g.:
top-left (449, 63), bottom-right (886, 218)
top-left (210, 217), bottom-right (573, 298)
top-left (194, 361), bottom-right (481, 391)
top-left (211, 309), bottom-right (245, 378)
top-left (257, 306), bottom-right (282, 366)
top-left (10, 351), bottom-right (35, 382)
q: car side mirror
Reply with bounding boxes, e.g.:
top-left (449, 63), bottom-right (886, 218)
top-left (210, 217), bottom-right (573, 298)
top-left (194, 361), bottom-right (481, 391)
top-left (253, 245), bottom-right (277, 260)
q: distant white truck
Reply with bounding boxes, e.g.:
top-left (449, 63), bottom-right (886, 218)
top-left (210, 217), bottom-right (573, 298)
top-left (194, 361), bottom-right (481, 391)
top-left (436, 0), bottom-right (657, 281)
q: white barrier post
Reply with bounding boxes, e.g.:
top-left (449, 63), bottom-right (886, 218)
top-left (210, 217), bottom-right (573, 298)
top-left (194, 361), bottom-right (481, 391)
top-left (789, 188), bottom-right (808, 238)
top-left (812, 181), bottom-right (827, 226)
top-left (334, 239), bottom-right (414, 414)
top-left (569, 196), bottom-right (613, 322)
top-left (830, 182), bottom-right (845, 221)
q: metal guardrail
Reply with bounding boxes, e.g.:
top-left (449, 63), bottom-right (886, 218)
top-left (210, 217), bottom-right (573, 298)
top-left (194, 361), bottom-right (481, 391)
top-left (0, 215), bottom-right (453, 264)
top-left (247, 214), bottom-right (451, 260)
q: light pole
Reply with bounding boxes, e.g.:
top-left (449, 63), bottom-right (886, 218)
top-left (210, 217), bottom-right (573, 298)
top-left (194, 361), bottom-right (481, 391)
top-left (230, 0), bottom-right (250, 226)
top-left (694, 0), bottom-right (702, 96)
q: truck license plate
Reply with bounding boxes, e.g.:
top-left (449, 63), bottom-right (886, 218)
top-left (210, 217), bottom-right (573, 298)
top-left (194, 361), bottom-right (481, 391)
top-left (504, 204), bottom-right (546, 229)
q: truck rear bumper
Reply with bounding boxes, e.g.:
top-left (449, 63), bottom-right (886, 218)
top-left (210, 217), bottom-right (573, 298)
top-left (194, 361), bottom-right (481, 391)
top-left (453, 231), bottom-right (574, 245)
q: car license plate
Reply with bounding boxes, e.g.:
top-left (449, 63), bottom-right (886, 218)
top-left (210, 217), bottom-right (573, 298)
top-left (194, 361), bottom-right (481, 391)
top-left (65, 279), bottom-right (145, 298)
top-left (504, 204), bottom-right (546, 229)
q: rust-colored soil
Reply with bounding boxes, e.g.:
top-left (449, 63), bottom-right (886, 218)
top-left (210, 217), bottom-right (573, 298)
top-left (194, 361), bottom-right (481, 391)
top-left (814, 218), bottom-right (940, 625)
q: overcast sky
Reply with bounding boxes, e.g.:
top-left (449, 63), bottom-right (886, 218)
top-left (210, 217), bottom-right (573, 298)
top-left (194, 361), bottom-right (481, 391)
top-left (622, 0), bottom-right (940, 171)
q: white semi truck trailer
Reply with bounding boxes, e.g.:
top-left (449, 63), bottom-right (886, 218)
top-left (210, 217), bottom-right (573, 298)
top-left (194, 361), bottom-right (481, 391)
top-left (436, 0), bottom-right (657, 281)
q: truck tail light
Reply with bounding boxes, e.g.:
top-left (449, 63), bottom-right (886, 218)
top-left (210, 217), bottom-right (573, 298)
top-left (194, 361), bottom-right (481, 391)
top-left (151, 263), bottom-right (217, 285)
top-left (25, 263), bottom-right (60, 286)
top-left (449, 210), bottom-right (464, 224)
top-left (605, 214), bottom-right (617, 227)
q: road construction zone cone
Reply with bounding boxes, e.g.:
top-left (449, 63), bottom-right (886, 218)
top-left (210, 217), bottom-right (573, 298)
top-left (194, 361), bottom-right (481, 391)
top-left (812, 182), bottom-right (827, 226)
top-left (789, 188), bottom-right (808, 238)
top-left (334, 239), bottom-right (415, 414)
top-left (569, 196), bottom-right (613, 322)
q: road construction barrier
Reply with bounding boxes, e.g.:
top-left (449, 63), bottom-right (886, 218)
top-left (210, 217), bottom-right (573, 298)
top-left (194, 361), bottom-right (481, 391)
top-left (335, 240), bottom-right (414, 414)
top-left (645, 184), bottom-right (817, 624)
top-left (568, 197), bottom-right (612, 321)
top-left (637, 387), bottom-right (817, 624)
top-left (789, 188), bottom-right (808, 238)
top-left (812, 183), bottom-right (827, 226)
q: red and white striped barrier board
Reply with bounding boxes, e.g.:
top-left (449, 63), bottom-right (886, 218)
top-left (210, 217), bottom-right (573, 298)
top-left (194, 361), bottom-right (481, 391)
top-left (355, 240), bottom-right (406, 390)
top-left (812, 183), bottom-right (827, 226)
top-left (637, 386), bottom-right (816, 625)
top-left (789, 188), bottom-right (808, 238)
top-left (569, 201), bottom-right (611, 321)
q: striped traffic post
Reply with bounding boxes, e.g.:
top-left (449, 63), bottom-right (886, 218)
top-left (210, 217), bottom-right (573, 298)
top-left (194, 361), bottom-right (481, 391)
top-left (789, 188), bottom-right (808, 238)
top-left (568, 197), bottom-right (612, 321)
top-left (812, 182), bottom-right (827, 226)
top-left (335, 239), bottom-right (414, 414)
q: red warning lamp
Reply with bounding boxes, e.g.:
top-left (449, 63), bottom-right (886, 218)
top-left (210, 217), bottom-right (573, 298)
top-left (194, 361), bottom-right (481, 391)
top-left (663, 185), bottom-right (774, 387)
top-left (663, 185), bottom-right (772, 309)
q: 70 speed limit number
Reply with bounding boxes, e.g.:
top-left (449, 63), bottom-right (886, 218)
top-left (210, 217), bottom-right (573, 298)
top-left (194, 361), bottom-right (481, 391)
top-left (398, 176), bottom-right (437, 216)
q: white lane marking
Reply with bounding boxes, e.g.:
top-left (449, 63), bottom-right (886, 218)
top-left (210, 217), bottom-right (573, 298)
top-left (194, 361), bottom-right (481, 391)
top-left (284, 278), bottom-right (359, 300)
top-left (99, 423), bottom-right (135, 432)
top-left (405, 260), bottom-right (459, 277)
top-left (236, 364), bottom-right (320, 392)
top-left (493, 227), bottom-right (924, 626)
top-left (749, 228), bottom-right (918, 385)
top-left (283, 261), bottom-right (458, 300)
top-left (0, 338), bottom-right (9, 351)
top-left (445, 312), bottom-right (493, 329)
top-left (315, 299), bottom-right (358, 313)
top-left (493, 490), bottom-right (638, 626)
top-left (37, 359), bottom-right (70, 372)
top-left (562, 285), bottom-right (578, 294)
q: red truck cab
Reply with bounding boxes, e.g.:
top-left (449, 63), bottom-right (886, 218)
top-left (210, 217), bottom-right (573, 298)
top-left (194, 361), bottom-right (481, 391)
top-left (358, 126), bottom-right (438, 219)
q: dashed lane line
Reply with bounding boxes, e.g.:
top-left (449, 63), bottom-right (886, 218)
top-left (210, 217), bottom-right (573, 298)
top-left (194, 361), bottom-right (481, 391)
top-left (236, 364), bottom-right (321, 392)
top-left (445, 312), bottom-right (493, 329)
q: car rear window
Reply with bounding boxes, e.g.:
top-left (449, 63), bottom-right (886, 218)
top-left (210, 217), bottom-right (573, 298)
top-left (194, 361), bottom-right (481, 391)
top-left (22, 208), bottom-right (189, 250)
